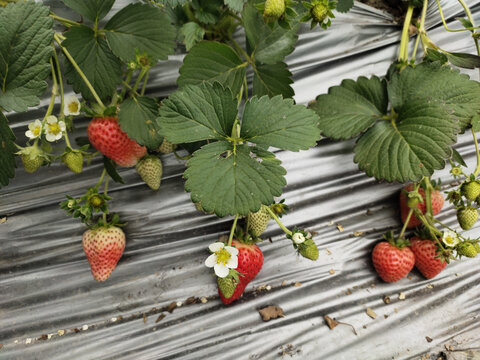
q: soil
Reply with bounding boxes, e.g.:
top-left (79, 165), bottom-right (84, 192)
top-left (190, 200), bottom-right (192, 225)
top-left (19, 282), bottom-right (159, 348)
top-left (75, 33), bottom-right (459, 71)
top-left (359, 0), bottom-right (407, 19)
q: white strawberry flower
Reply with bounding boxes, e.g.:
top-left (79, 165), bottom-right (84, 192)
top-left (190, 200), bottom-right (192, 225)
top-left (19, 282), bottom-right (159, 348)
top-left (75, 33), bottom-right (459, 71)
top-left (45, 116), bottom-right (66, 142)
top-left (292, 232), bottom-right (305, 244)
top-left (25, 120), bottom-right (43, 140)
top-left (64, 95), bottom-right (81, 116)
top-left (205, 242), bottom-right (239, 278)
top-left (442, 231), bottom-right (459, 247)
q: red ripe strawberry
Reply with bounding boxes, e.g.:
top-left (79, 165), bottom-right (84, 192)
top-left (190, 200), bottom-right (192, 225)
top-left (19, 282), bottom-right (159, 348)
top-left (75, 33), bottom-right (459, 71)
top-left (409, 237), bottom-right (447, 279)
top-left (219, 239), bottom-right (263, 304)
top-left (400, 184), bottom-right (444, 228)
top-left (82, 226), bottom-right (126, 281)
top-left (87, 116), bottom-right (146, 167)
top-left (372, 241), bottom-right (415, 282)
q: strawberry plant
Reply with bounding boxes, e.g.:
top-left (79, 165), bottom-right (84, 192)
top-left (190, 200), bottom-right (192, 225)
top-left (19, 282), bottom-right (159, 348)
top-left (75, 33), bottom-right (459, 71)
top-left (310, 0), bottom-right (480, 281)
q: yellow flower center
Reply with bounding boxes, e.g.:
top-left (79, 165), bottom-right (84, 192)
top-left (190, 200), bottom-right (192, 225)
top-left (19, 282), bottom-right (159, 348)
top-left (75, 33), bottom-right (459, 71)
top-left (49, 123), bottom-right (61, 135)
top-left (68, 102), bottom-right (79, 113)
top-left (444, 235), bottom-right (455, 245)
top-left (33, 127), bottom-right (41, 136)
top-left (215, 248), bottom-right (231, 265)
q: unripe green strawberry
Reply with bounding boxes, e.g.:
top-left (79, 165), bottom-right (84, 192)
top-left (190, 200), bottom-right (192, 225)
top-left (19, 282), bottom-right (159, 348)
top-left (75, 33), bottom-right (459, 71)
top-left (473, 242), bottom-right (480, 253)
top-left (62, 151), bottom-right (83, 174)
top-left (247, 205), bottom-right (271, 237)
top-left (157, 139), bottom-right (175, 154)
top-left (456, 242), bottom-right (477, 258)
top-left (18, 144), bottom-right (47, 173)
top-left (297, 239), bottom-right (319, 260)
top-left (136, 155), bottom-right (163, 190)
top-left (217, 276), bottom-right (237, 298)
top-left (461, 180), bottom-right (480, 201)
top-left (312, 3), bottom-right (328, 23)
top-left (264, 0), bottom-right (285, 21)
top-left (457, 207), bottom-right (479, 230)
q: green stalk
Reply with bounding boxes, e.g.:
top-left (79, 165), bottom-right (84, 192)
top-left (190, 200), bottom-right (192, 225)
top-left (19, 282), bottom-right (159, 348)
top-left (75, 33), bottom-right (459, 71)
top-left (398, 5), bottom-right (414, 62)
top-left (94, 168), bottom-right (107, 190)
top-left (265, 206), bottom-right (292, 236)
top-left (411, 0), bottom-right (428, 60)
top-left (119, 69), bottom-right (134, 102)
top-left (397, 182), bottom-right (421, 240)
top-left (434, 219), bottom-right (468, 241)
top-left (50, 13), bottom-right (80, 27)
top-left (472, 127), bottom-right (480, 177)
top-left (227, 214), bottom-right (240, 246)
top-left (132, 67), bottom-right (148, 95)
top-left (435, 0), bottom-right (480, 32)
top-left (457, 0), bottom-right (480, 81)
top-left (230, 38), bottom-right (251, 63)
top-left (44, 59), bottom-right (58, 122)
top-left (52, 45), bottom-right (65, 119)
top-left (54, 33), bottom-right (105, 111)
top-left (140, 70), bottom-right (150, 96)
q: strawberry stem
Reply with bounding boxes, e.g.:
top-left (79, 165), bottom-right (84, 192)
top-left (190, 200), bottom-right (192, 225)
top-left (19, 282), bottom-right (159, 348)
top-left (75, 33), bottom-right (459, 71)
top-left (49, 13), bottom-right (80, 27)
top-left (472, 128), bottom-right (480, 177)
top-left (95, 169), bottom-right (107, 190)
top-left (398, 5), bottom-right (414, 62)
top-left (423, 177), bottom-right (434, 222)
top-left (140, 69), bottom-right (150, 96)
top-left (435, 0), bottom-right (480, 32)
top-left (53, 33), bottom-right (106, 111)
top-left (265, 206), bottom-right (292, 236)
top-left (132, 67), bottom-right (148, 95)
top-left (434, 219), bottom-right (468, 241)
top-left (397, 182), bottom-right (421, 240)
top-left (411, 0), bottom-right (428, 60)
top-left (119, 69), bottom-right (134, 102)
top-left (228, 214), bottom-right (240, 246)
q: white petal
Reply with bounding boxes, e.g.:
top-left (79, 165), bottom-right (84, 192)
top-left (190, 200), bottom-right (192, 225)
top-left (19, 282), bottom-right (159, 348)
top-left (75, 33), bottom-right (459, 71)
top-left (45, 133), bottom-right (56, 142)
top-left (59, 121), bottom-right (66, 131)
top-left (46, 115), bottom-right (57, 124)
top-left (214, 263), bottom-right (229, 278)
top-left (55, 133), bottom-right (63, 140)
top-left (226, 255), bottom-right (238, 269)
top-left (33, 119), bottom-right (42, 128)
top-left (205, 254), bottom-right (216, 268)
top-left (25, 130), bottom-right (34, 139)
top-left (225, 246), bottom-right (238, 256)
top-left (209, 242), bottom-right (224, 252)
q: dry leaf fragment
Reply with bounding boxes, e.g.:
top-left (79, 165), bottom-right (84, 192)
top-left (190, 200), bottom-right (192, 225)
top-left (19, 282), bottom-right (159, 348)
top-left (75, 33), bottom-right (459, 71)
top-left (327, 220), bottom-right (334, 226)
top-left (329, 269), bottom-right (335, 275)
top-left (294, 282), bottom-right (301, 287)
top-left (366, 308), bottom-right (377, 319)
top-left (57, 330), bottom-right (65, 336)
top-left (426, 284), bottom-right (434, 289)
top-left (324, 315), bottom-right (357, 335)
top-left (326, 248), bottom-right (332, 255)
top-left (426, 336), bottom-right (433, 343)
top-left (200, 297), bottom-right (208, 304)
top-left (324, 315), bottom-right (339, 329)
top-left (38, 335), bottom-right (48, 341)
top-left (353, 231), bottom-right (364, 237)
top-left (143, 313), bottom-right (147, 323)
top-left (399, 292), bottom-right (406, 300)
top-left (0, 217), bottom-right (6, 224)
top-left (185, 297), bottom-right (197, 305)
top-left (258, 305), bottom-right (285, 321)
top-left (167, 302), bottom-right (177, 313)
top-left (0, 344), bottom-right (3, 349)
top-left (383, 296), bottom-right (390, 304)
top-left (336, 224), bottom-right (344, 232)
top-left (155, 314), bottom-right (166, 323)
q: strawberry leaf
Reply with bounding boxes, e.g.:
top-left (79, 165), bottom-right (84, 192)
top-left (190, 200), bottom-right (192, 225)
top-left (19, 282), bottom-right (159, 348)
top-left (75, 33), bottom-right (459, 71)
top-left (63, 25), bottom-right (122, 101)
top-left (445, 52), bottom-right (480, 69)
top-left (184, 142), bottom-right (286, 217)
top-left (180, 22), bottom-right (206, 51)
top-left (104, 3), bottom-right (176, 63)
top-left (311, 76), bottom-right (388, 140)
top-left (242, 3), bottom-right (298, 65)
top-left (354, 101), bottom-right (457, 182)
top-left (224, 0), bottom-right (246, 12)
top-left (119, 96), bottom-right (163, 149)
top-left (241, 95), bottom-right (320, 151)
top-left (388, 62), bottom-right (480, 131)
top-left (252, 61), bottom-right (294, 99)
top-left (62, 0), bottom-right (115, 23)
top-left (0, 112), bottom-right (16, 187)
top-left (0, 1), bottom-right (53, 112)
top-left (336, 0), bottom-right (354, 13)
top-left (157, 82), bottom-right (237, 143)
top-left (178, 41), bottom-right (247, 97)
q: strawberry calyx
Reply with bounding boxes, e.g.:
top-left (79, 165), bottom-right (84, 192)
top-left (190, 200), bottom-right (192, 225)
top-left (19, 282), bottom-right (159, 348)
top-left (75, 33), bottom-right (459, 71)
top-left (383, 231), bottom-right (410, 249)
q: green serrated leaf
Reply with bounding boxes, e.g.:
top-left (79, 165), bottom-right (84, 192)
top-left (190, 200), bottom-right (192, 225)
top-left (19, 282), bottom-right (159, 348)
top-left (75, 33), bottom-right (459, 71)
top-left (191, 0), bottom-right (221, 24)
top-left (0, 112), bottom-right (16, 187)
top-left (103, 157), bottom-right (125, 184)
top-left (0, 1), bottom-right (53, 112)
top-left (224, 0), bottom-right (246, 12)
top-left (154, 0), bottom-right (188, 7)
top-left (63, 25), bottom-right (122, 101)
top-left (424, 49), bottom-right (449, 64)
top-left (241, 95), bottom-right (320, 151)
top-left (252, 61), bottom-right (294, 98)
top-left (180, 22), bottom-right (206, 51)
top-left (119, 96), bottom-right (163, 149)
top-left (62, 0), bottom-right (114, 23)
top-left (311, 76), bottom-right (387, 140)
top-left (456, 17), bottom-right (473, 30)
top-left (104, 3), bottom-right (176, 63)
top-left (158, 82), bottom-right (237, 144)
top-left (243, 3), bottom-right (298, 65)
top-left (388, 62), bottom-right (480, 131)
top-left (184, 142), bottom-right (286, 217)
top-left (336, 0), bottom-right (354, 13)
top-left (354, 101), bottom-right (457, 182)
top-left (451, 148), bottom-right (467, 167)
top-left (178, 41), bottom-right (247, 96)
top-left (446, 52), bottom-right (480, 69)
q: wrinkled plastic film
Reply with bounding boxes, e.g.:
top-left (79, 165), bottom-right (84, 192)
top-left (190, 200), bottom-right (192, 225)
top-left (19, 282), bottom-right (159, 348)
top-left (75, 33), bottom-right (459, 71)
top-left (1, 1), bottom-right (480, 359)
